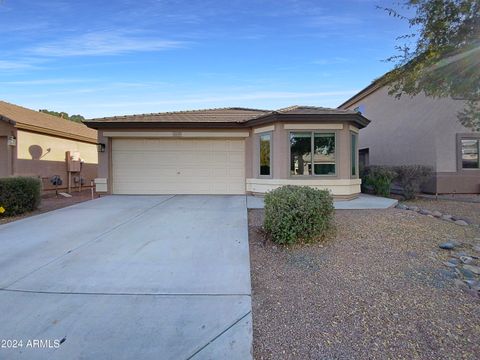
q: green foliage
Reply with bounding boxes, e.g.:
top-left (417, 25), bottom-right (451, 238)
top-left (363, 166), bottom-right (397, 197)
top-left (380, 0), bottom-right (480, 130)
top-left (393, 165), bottom-right (433, 199)
top-left (0, 177), bottom-right (41, 216)
top-left (39, 109), bottom-right (85, 123)
top-left (263, 185), bottom-right (334, 245)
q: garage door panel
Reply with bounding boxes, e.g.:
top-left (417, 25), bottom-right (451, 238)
top-left (112, 138), bottom-right (245, 194)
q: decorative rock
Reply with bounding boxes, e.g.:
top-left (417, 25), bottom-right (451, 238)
top-left (419, 209), bottom-right (433, 215)
top-left (473, 245), bottom-right (480, 253)
top-left (448, 258), bottom-right (459, 265)
top-left (427, 215), bottom-right (435, 218)
top-left (441, 215), bottom-right (453, 221)
top-left (408, 206), bottom-right (419, 212)
top-left (460, 267), bottom-right (475, 279)
top-left (464, 279), bottom-right (479, 288)
top-left (455, 220), bottom-right (468, 226)
top-left (432, 211), bottom-right (442, 218)
top-left (463, 264), bottom-right (480, 275)
top-left (396, 204), bottom-right (408, 210)
top-left (443, 261), bottom-right (457, 268)
top-left (454, 279), bottom-right (468, 289)
top-left (460, 256), bottom-right (473, 264)
top-left (439, 242), bottom-right (456, 250)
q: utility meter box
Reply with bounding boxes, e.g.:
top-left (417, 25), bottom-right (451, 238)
top-left (66, 151), bottom-right (81, 172)
top-left (94, 178), bottom-right (108, 193)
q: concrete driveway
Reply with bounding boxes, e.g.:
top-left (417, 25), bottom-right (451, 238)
top-left (0, 195), bottom-right (252, 359)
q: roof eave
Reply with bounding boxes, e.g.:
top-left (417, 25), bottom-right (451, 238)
top-left (246, 113), bottom-right (370, 128)
top-left (83, 121), bottom-right (248, 129)
top-left (0, 114), bottom-right (17, 126)
top-left (84, 112), bottom-right (371, 130)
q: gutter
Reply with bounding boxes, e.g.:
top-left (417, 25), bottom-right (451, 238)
top-left (84, 113), bottom-right (370, 131)
top-left (0, 114), bottom-right (17, 126)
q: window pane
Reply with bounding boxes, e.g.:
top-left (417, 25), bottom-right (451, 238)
top-left (313, 133), bottom-right (335, 175)
top-left (351, 133), bottom-right (357, 176)
top-left (290, 132), bottom-right (312, 175)
top-left (259, 133), bottom-right (271, 176)
top-left (462, 139), bottom-right (479, 169)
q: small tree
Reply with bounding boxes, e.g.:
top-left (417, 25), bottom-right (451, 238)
top-left (380, 0), bottom-right (480, 130)
top-left (39, 109), bottom-right (85, 123)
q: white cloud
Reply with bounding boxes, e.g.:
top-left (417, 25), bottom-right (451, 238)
top-left (0, 60), bottom-right (37, 70)
top-left (30, 30), bottom-right (185, 57)
top-left (1, 78), bottom-right (92, 85)
top-left (312, 57), bottom-right (351, 65)
top-left (308, 15), bottom-right (362, 27)
top-left (95, 90), bottom-right (359, 108)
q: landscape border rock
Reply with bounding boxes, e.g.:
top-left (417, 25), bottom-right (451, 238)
top-left (396, 204), bottom-right (472, 226)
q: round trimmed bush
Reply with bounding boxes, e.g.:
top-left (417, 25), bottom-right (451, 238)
top-left (0, 176), bottom-right (41, 216)
top-left (263, 185), bottom-right (334, 245)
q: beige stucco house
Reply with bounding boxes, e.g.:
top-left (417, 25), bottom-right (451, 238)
top-left (339, 82), bottom-right (480, 194)
top-left (0, 101), bottom-right (98, 191)
top-left (84, 106), bottom-right (370, 199)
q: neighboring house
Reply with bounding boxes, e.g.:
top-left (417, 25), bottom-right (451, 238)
top-left (0, 101), bottom-right (98, 191)
top-left (84, 106), bottom-right (370, 199)
top-left (338, 82), bottom-right (480, 194)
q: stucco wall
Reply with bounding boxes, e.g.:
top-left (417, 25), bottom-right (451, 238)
top-left (342, 86), bottom-right (479, 193)
top-left (96, 124), bottom-right (361, 197)
top-left (15, 130), bottom-right (98, 190)
top-left (0, 121), bottom-right (15, 177)
top-left (344, 86), bottom-right (470, 170)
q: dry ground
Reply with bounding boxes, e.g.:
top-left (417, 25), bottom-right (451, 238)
top-left (404, 198), bottom-right (480, 225)
top-left (0, 189), bottom-right (97, 225)
top-left (249, 207), bottom-right (480, 359)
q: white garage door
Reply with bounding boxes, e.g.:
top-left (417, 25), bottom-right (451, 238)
top-left (112, 138), bottom-right (245, 194)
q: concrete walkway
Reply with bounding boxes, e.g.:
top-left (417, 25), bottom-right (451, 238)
top-left (247, 193), bottom-right (398, 210)
top-left (0, 195), bottom-right (252, 359)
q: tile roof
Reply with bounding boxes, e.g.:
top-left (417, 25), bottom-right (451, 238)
top-left (0, 100), bottom-right (97, 143)
top-left (275, 105), bottom-right (358, 115)
top-left (86, 107), bottom-right (271, 124)
top-left (85, 105), bottom-right (358, 124)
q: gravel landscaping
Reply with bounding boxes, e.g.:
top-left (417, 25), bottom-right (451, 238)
top-left (249, 207), bottom-right (480, 359)
top-left (404, 198), bottom-right (480, 225)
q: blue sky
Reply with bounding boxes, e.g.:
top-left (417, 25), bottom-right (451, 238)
top-left (0, 0), bottom-right (412, 118)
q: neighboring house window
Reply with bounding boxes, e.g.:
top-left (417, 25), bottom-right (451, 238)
top-left (351, 132), bottom-right (358, 176)
top-left (461, 138), bottom-right (479, 169)
top-left (290, 132), bottom-right (336, 176)
top-left (259, 133), bottom-right (272, 176)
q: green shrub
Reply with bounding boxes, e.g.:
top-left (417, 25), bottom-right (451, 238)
top-left (363, 166), bottom-right (397, 197)
top-left (393, 165), bottom-right (433, 200)
top-left (263, 185), bottom-right (334, 245)
top-left (0, 177), bottom-right (41, 216)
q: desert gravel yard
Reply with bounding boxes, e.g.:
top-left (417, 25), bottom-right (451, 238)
top-left (404, 198), bottom-right (480, 225)
top-left (249, 207), bottom-right (480, 359)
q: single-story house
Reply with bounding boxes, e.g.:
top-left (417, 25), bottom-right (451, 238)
top-left (84, 106), bottom-right (370, 199)
top-left (338, 79), bottom-right (480, 194)
top-left (0, 100), bottom-right (98, 191)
